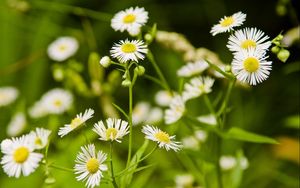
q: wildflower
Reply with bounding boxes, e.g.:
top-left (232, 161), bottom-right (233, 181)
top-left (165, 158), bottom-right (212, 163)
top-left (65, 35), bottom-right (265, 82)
top-left (155, 90), bottom-right (174, 107)
top-left (99, 56), bottom-right (111, 68)
top-left (0, 87), bottom-right (19, 107)
top-left (197, 114), bottom-right (217, 126)
top-left (111, 7), bottom-right (148, 36)
top-left (142, 125), bottom-right (182, 152)
top-left (28, 101), bottom-right (48, 118)
top-left (0, 135), bottom-right (43, 177)
top-left (41, 88), bottom-right (73, 115)
top-left (232, 48), bottom-right (272, 85)
top-left (164, 95), bottom-right (185, 124)
top-left (182, 136), bottom-right (199, 150)
top-left (93, 118), bottom-right (129, 142)
top-left (145, 107), bottom-right (163, 124)
top-left (210, 12), bottom-right (246, 36)
top-left (177, 60), bottom-right (209, 77)
top-left (74, 144), bottom-right (108, 188)
top-left (7, 112), bottom-right (26, 137)
top-left (182, 76), bottom-right (215, 101)
top-left (194, 130), bottom-right (208, 142)
top-left (227, 27), bottom-right (271, 52)
top-left (175, 174), bottom-right (194, 188)
top-left (30, 128), bottom-right (51, 150)
top-left (58, 108), bottom-right (94, 137)
top-left (219, 155), bottom-right (249, 171)
top-left (132, 102), bottom-right (151, 125)
top-left (47, 36), bottom-right (79, 62)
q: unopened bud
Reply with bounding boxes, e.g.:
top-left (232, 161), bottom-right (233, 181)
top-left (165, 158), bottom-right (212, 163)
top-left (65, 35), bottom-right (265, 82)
top-left (277, 49), bottom-right (290, 63)
top-left (225, 65), bottom-right (231, 72)
top-left (271, 46), bottom-right (280, 54)
top-left (45, 177), bottom-right (56, 184)
top-left (144, 34), bottom-right (153, 43)
top-left (134, 66), bottom-right (145, 76)
top-left (53, 68), bottom-right (64, 81)
top-left (122, 79), bottom-right (131, 87)
top-left (99, 56), bottom-right (111, 68)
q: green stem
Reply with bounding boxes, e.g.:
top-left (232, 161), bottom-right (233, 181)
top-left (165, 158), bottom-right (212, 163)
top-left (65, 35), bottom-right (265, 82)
top-left (147, 50), bottom-right (171, 91)
top-left (48, 163), bottom-right (74, 172)
top-left (126, 84), bottom-right (133, 166)
top-left (110, 142), bottom-right (119, 188)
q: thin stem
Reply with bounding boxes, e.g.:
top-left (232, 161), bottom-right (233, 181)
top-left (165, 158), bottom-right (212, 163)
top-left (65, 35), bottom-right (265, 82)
top-left (48, 163), bottom-right (74, 172)
top-left (110, 142), bottom-right (119, 188)
top-left (147, 50), bottom-right (171, 91)
top-left (126, 84), bottom-right (133, 166)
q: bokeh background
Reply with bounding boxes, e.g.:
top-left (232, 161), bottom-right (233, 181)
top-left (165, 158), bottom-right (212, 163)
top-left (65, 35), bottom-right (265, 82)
top-left (0, 0), bottom-right (299, 187)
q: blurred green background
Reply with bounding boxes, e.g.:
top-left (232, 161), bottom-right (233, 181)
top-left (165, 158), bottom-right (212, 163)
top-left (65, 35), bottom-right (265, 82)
top-left (0, 0), bottom-right (299, 187)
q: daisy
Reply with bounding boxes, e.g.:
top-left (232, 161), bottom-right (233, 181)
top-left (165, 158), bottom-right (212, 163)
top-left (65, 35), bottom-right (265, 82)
top-left (7, 112), bottom-right (27, 137)
top-left (219, 156), bottom-right (237, 171)
top-left (231, 48), bottom-right (272, 85)
top-left (197, 114), bottom-right (217, 126)
top-left (30, 128), bottom-right (51, 150)
top-left (47, 36), bottom-right (79, 62)
top-left (0, 87), bottom-right (19, 107)
top-left (132, 102), bottom-right (151, 125)
top-left (28, 100), bottom-right (48, 118)
top-left (182, 136), bottom-right (199, 150)
top-left (93, 118), bottom-right (129, 142)
top-left (142, 125), bottom-right (182, 152)
top-left (175, 174), bottom-right (194, 188)
top-left (155, 90), bottom-right (174, 107)
top-left (194, 130), bottom-right (208, 142)
top-left (177, 60), bottom-right (209, 77)
top-left (111, 7), bottom-right (148, 36)
top-left (227, 27), bottom-right (271, 52)
top-left (164, 95), bottom-right (185, 124)
top-left (58, 108), bottom-right (94, 137)
top-left (41, 88), bottom-right (73, 115)
top-left (74, 144), bottom-right (108, 188)
top-left (145, 107), bottom-right (163, 124)
top-left (0, 135), bottom-right (43, 178)
top-left (182, 76), bottom-right (215, 101)
top-left (210, 12), bottom-right (246, 36)
top-left (110, 39), bottom-right (148, 63)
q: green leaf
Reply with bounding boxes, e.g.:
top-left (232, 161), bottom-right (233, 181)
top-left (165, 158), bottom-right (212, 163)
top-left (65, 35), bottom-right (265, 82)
top-left (112, 103), bottom-right (129, 120)
top-left (224, 127), bottom-right (278, 144)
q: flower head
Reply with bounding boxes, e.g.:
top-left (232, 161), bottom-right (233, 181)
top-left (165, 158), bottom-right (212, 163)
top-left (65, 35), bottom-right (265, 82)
top-left (164, 95), bottom-right (185, 124)
top-left (232, 48), bottom-right (272, 85)
top-left (58, 108), bottom-right (94, 137)
top-left (47, 36), bottom-right (79, 62)
top-left (74, 144), bottom-right (108, 188)
top-left (227, 27), bottom-right (271, 52)
top-left (182, 76), bottom-right (215, 101)
top-left (177, 60), bottom-right (209, 77)
top-left (0, 135), bottom-right (43, 178)
top-left (111, 7), bottom-right (148, 36)
top-left (155, 90), bottom-right (174, 107)
top-left (0, 87), bottom-right (19, 107)
top-left (7, 112), bottom-right (26, 137)
top-left (132, 102), bottom-right (151, 125)
top-left (93, 118), bottom-right (129, 142)
top-left (210, 12), bottom-right (246, 36)
top-left (110, 39), bottom-right (148, 63)
top-left (142, 125), bottom-right (182, 152)
top-left (30, 128), bottom-right (51, 150)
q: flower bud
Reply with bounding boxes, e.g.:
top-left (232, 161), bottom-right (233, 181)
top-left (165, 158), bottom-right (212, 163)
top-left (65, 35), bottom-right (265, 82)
top-left (99, 56), bottom-right (111, 68)
top-left (122, 79), bottom-right (131, 87)
top-left (277, 49), bottom-right (290, 63)
top-left (271, 46), bottom-right (280, 54)
top-left (225, 65), bottom-right (231, 72)
top-left (134, 66), bottom-right (145, 76)
top-left (144, 34), bottom-right (153, 43)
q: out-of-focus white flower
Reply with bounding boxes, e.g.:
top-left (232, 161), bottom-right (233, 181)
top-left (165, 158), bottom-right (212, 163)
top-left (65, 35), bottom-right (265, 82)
top-left (41, 88), bottom-right (73, 115)
top-left (177, 60), bottom-right (209, 77)
top-left (99, 56), bottom-right (111, 68)
top-left (220, 156), bottom-right (237, 171)
top-left (182, 136), bottom-right (199, 150)
top-left (194, 130), bottom-right (207, 142)
top-left (155, 90), bottom-right (174, 107)
top-left (7, 112), bottom-right (26, 137)
top-left (47, 36), bottom-right (79, 62)
top-left (0, 87), bottom-right (19, 107)
top-left (210, 12), bottom-right (246, 36)
top-left (74, 144), bottom-right (108, 188)
top-left (30, 128), bottom-right (51, 150)
top-left (145, 107), bottom-right (163, 124)
top-left (142, 125), bottom-right (182, 152)
top-left (240, 157), bottom-right (249, 170)
top-left (132, 102), bottom-right (151, 125)
top-left (110, 39), bottom-right (148, 63)
top-left (58, 108), bottom-right (94, 137)
top-left (175, 174), bottom-right (194, 188)
top-left (28, 101), bottom-right (48, 119)
top-left (197, 114), bottom-right (217, 126)
top-left (164, 95), bottom-right (185, 124)
top-left (232, 48), bottom-right (272, 85)
top-left (182, 76), bottom-right (215, 101)
top-left (0, 135), bottom-right (43, 178)
top-left (111, 7), bottom-right (148, 36)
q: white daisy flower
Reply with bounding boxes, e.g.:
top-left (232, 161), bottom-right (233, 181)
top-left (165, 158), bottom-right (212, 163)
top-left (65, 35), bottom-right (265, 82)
top-left (28, 100), bottom-right (48, 118)
top-left (155, 90), bottom-right (174, 107)
top-left (93, 118), bottom-right (129, 142)
top-left (197, 114), bottom-right (217, 126)
top-left (182, 76), bottom-right (215, 101)
top-left (142, 125), bottom-right (182, 152)
top-left (7, 112), bottom-right (27, 137)
top-left (47, 36), bottom-right (79, 62)
top-left (219, 156), bottom-right (237, 171)
top-left (182, 136), bottom-right (199, 150)
top-left (145, 107), bottom-right (163, 124)
top-left (41, 88), bottom-right (73, 115)
top-left (210, 12), bottom-right (246, 36)
top-left (74, 144), bottom-right (108, 188)
top-left (232, 48), bottom-right (272, 85)
top-left (164, 95), bottom-right (185, 124)
top-left (194, 130), bottom-right (208, 142)
top-left (175, 174), bottom-right (194, 188)
top-left (177, 60), bottom-right (209, 77)
top-left (0, 87), bottom-right (19, 107)
top-left (111, 7), bottom-right (148, 35)
top-left (0, 135), bottom-right (43, 178)
top-left (132, 102), bottom-right (151, 125)
top-left (227, 27), bottom-right (271, 52)
top-left (30, 128), bottom-right (51, 150)
top-left (110, 39), bottom-right (148, 63)
top-left (58, 108), bottom-right (94, 137)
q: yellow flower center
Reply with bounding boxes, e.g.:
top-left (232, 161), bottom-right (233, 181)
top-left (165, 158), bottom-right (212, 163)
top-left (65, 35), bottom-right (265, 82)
top-left (58, 44), bottom-right (67, 52)
top-left (155, 131), bottom-right (171, 143)
top-left (53, 99), bottom-right (62, 107)
top-left (13, 147), bottom-right (29, 163)
top-left (243, 57), bottom-right (259, 72)
top-left (35, 137), bottom-right (42, 146)
top-left (241, 40), bottom-right (257, 49)
top-left (86, 158), bottom-right (99, 174)
top-left (70, 117), bottom-right (82, 128)
top-left (106, 128), bottom-right (118, 140)
top-left (220, 16), bottom-right (234, 27)
top-left (121, 43), bottom-right (136, 53)
top-left (123, 14), bottom-right (136, 23)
